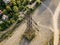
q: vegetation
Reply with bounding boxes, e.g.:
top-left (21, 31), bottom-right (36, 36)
top-left (0, 16), bottom-right (24, 42)
top-left (59, 34), bottom-right (60, 45)
top-left (0, 0), bottom-right (6, 10)
top-left (23, 29), bottom-right (35, 41)
top-left (0, 30), bottom-right (13, 42)
top-left (0, 0), bottom-right (42, 31)
top-left (0, 0), bottom-right (44, 41)
top-left (48, 34), bottom-right (54, 45)
top-left (13, 6), bottom-right (19, 13)
top-left (22, 0), bottom-right (43, 41)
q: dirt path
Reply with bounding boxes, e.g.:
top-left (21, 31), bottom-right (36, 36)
top-left (53, 2), bottom-right (60, 45)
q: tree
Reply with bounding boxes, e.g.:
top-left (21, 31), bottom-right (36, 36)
top-left (10, 19), bottom-right (15, 24)
top-left (36, 0), bottom-right (41, 4)
top-left (22, 0), bottom-right (29, 6)
top-left (0, 26), bottom-right (2, 31)
top-left (3, 9), bottom-right (7, 14)
top-left (0, 0), bottom-right (6, 10)
top-left (16, 0), bottom-right (21, 6)
top-left (13, 6), bottom-right (19, 13)
top-left (29, 0), bottom-right (36, 4)
top-left (10, 0), bottom-right (16, 6)
top-left (19, 5), bottom-right (24, 11)
top-left (13, 13), bottom-right (19, 20)
top-left (6, 5), bottom-right (11, 11)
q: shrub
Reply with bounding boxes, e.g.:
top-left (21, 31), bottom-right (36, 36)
top-left (23, 29), bottom-right (35, 41)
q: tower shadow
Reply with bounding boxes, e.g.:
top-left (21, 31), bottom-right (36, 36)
top-left (37, 0), bottom-right (51, 15)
